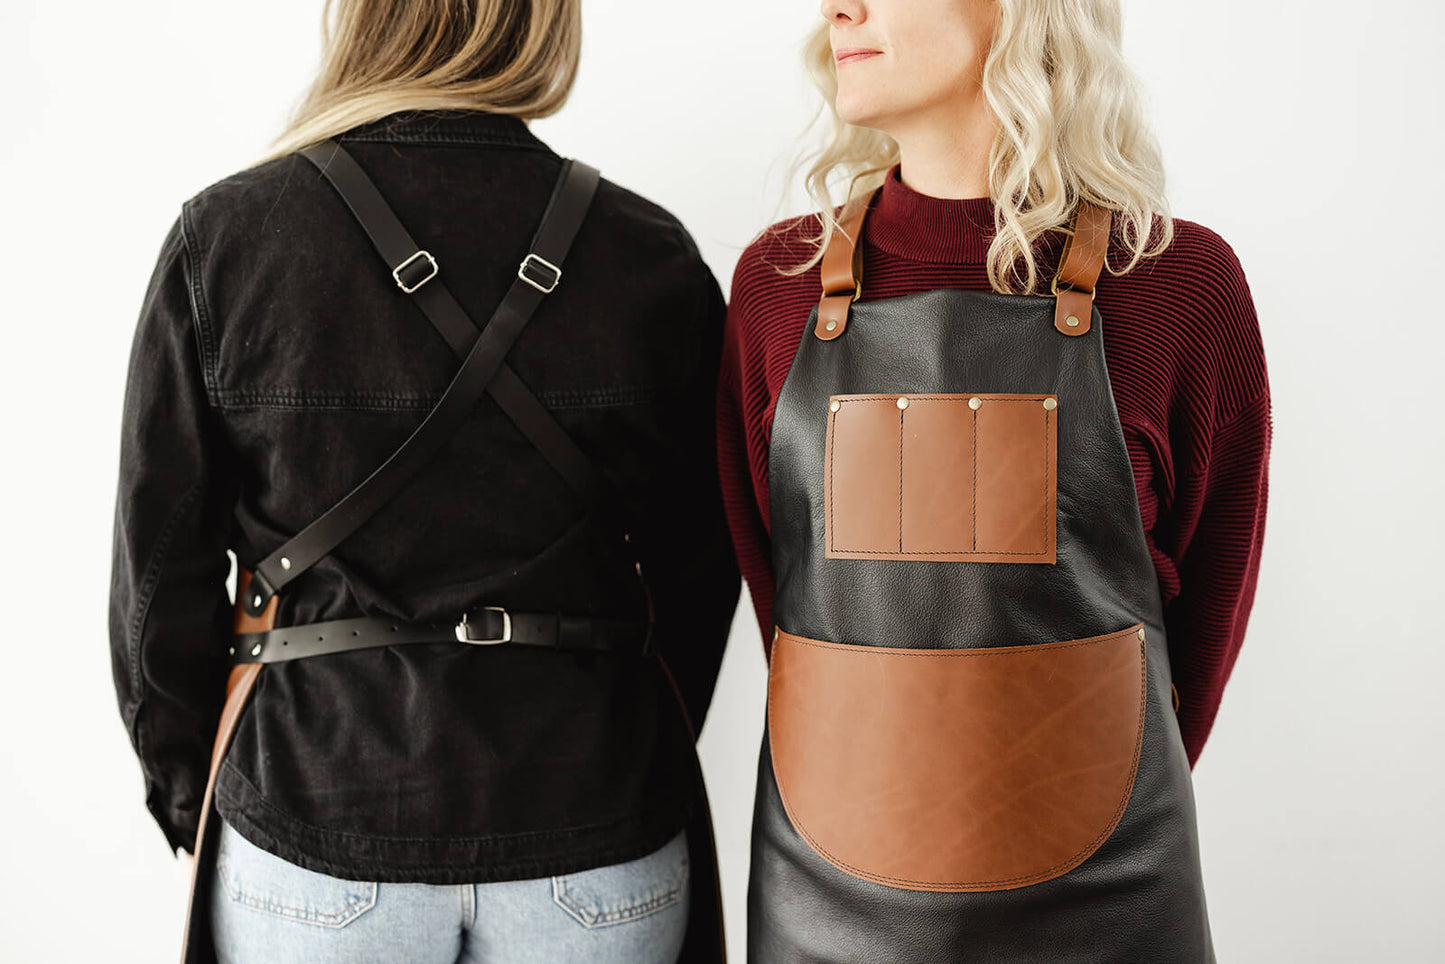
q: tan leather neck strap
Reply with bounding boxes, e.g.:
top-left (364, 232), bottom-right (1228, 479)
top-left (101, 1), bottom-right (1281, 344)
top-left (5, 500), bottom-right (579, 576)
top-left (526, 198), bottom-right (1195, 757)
top-left (814, 190), bottom-right (877, 341)
top-left (813, 193), bottom-right (1113, 340)
top-left (1052, 201), bottom-right (1112, 336)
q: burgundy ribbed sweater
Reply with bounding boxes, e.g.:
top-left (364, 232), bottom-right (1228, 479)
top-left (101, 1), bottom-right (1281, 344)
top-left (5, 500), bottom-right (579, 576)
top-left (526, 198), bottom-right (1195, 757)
top-left (715, 164), bottom-right (1272, 766)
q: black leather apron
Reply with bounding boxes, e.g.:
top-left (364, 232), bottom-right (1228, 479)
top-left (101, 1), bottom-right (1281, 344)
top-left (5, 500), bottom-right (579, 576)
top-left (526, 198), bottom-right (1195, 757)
top-left (748, 197), bottom-right (1214, 963)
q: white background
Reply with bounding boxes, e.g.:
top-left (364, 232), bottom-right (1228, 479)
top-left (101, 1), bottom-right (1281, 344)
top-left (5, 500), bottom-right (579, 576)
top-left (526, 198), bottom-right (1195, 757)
top-left (2, 1), bottom-right (1442, 960)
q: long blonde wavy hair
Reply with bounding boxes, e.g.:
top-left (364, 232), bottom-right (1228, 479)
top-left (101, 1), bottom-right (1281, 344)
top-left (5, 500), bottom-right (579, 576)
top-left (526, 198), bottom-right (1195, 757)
top-left (789, 0), bottom-right (1172, 294)
top-left (257, 0), bottom-right (580, 165)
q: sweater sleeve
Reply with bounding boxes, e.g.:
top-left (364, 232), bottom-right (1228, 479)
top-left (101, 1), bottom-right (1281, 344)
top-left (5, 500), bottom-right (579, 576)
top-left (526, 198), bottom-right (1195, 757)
top-left (716, 292), bottom-right (778, 656)
top-left (1164, 394), bottom-right (1272, 765)
top-left (1150, 229), bottom-right (1273, 766)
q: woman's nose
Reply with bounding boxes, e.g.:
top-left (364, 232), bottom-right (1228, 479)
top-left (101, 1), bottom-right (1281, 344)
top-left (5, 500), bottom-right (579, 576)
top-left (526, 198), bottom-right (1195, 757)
top-left (820, 0), bottom-right (866, 26)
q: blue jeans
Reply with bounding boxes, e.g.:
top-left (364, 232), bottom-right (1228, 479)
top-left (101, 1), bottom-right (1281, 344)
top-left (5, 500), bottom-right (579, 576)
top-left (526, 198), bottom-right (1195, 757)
top-left (210, 819), bottom-right (690, 963)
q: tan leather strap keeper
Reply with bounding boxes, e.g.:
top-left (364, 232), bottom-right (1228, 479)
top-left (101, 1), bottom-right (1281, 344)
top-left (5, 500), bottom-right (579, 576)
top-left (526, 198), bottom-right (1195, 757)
top-left (814, 193), bottom-right (876, 341)
top-left (1052, 202), bottom-right (1112, 336)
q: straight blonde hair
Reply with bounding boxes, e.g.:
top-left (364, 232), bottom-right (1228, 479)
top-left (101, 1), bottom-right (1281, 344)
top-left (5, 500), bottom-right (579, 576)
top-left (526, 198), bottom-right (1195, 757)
top-left (257, 0), bottom-right (580, 165)
top-left (788, 0), bottom-right (1172, 294)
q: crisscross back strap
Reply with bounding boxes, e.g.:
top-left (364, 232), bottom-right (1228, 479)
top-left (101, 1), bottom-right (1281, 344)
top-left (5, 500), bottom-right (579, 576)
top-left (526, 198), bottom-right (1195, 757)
top-left (241, 142), bottom-right (601, 617)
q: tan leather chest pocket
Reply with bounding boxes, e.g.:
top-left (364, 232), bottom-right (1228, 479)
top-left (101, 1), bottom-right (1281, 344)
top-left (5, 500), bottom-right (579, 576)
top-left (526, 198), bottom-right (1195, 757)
top-left (767, 624), bottom-right (1147, 892)
top-left (824, 393), bottom-right (1057, 563)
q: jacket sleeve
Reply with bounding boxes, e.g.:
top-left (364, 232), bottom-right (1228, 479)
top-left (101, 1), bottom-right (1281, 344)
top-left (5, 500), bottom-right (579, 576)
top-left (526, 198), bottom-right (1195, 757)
top-left (108, 209), bottom-right (238, 854)
top-left (639, 257), bottom-right (741, 739)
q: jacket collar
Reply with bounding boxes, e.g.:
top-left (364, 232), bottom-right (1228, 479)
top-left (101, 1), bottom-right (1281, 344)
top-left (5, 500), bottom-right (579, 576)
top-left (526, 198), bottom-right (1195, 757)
top-left (337, 109), bottom-right (549, 151)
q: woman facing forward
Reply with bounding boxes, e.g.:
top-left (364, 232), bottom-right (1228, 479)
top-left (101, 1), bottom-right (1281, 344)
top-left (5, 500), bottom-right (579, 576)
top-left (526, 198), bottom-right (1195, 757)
top-left (108, 1), bottom-right (739, 961)
top-left (717, 1), bottom-right (1270, 960)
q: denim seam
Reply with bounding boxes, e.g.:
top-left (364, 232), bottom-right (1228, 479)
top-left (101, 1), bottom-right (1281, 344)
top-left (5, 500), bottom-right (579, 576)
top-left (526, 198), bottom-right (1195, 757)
top-left (214, 385), bottom-right (667, 413)
top-left (337, 133), bottom-right (550, 150)
top-left (180, 202), bottom-right (220, 405)
top-left (127, 482), bottom-right (203, 698)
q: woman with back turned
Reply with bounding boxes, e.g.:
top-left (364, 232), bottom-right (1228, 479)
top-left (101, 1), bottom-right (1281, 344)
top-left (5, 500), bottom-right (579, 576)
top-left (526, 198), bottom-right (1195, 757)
top-left (109, 1), bottom-right (738, 961)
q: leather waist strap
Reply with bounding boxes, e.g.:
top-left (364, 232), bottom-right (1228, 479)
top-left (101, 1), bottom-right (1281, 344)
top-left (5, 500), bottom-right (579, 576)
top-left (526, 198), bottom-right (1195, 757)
top-left (230, 609), bottom-right (654, 664)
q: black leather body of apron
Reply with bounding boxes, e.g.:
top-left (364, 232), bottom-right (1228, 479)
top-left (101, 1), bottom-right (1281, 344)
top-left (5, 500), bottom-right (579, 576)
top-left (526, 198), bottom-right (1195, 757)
top-left (747, 201), bottom-right (1214, 962)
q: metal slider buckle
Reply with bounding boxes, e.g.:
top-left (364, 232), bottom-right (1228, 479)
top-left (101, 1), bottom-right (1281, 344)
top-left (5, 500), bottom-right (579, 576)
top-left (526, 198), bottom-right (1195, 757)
top-left (518, 253), bottom-right (562, 293)
top-left (455, 607), bottom-right (512, 645)
top-left (393, 250), bottom-right (439, 294)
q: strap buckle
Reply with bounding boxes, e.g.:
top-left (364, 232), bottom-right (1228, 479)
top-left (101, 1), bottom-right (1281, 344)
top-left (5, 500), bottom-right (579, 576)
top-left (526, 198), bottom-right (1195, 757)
top-left (455, 607), bottom-right (512, 645)
top-left (518, 253), bottom-right (562, 293)
top-left (393, 250), bottom-right (439, 294)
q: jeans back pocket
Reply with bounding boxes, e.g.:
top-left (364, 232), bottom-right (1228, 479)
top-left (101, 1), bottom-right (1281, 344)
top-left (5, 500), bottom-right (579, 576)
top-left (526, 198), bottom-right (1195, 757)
top-left (215, 822), bottom-right (377, 928)
top-left (551, 827), bottom-right (690, 928)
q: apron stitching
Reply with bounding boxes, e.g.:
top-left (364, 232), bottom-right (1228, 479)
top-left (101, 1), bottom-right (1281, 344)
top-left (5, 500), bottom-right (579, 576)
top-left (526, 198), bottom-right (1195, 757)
top-left (971, 407), bottom-right (978, 551)
top-left (1044, 408), bottom-right (1051, 552)
top-left (897, 407), bottom-right (904, 552)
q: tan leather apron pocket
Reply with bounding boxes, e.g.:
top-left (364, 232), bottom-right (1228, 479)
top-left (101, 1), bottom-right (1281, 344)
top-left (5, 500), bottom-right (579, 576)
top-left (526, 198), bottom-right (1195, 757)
top-left (767, 623), bottom-right (1146, 892)
top-left (824, 393), bottom-right (1057, 562)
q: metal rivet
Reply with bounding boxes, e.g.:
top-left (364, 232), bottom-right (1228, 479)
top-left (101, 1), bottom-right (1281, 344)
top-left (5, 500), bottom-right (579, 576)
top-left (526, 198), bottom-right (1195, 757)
top-left (825, 320), bottom-right (837, 331)
top-left (250, 643), bottom-right (262, 656)
top-left (252, 595), bottom-right (262, 609)
top-left (280, 557), bottom-right (292, 570)
top-left (897, 396), bottom-right (909, 410)
top-left (1136, 627), bottom-right (1146, 641)
top-left (228, 647), bottom-right (235, 656)
top-left (1043, 397), bottom-right (1058, 411)
top-left (968, 397), bottom-right (982, 410)
top-left (1066, 315), bottom-right (1080, 327)
top-left (829, 400), bottom-right (840, 413)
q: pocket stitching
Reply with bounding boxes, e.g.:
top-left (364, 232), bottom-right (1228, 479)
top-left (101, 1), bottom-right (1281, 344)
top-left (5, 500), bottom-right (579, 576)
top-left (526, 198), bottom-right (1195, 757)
top-left (549, 839), bottom-right (689, 929)
top-left (217, 851), bottom-right (378, 928)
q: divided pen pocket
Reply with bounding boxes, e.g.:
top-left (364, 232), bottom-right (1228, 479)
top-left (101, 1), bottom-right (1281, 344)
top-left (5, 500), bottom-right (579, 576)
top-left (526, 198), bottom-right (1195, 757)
top-left (823, 393), bottom-right (1058, 562)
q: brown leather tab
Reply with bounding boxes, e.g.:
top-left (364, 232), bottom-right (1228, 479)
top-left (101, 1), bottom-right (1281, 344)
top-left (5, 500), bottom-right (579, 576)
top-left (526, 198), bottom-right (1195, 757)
top-left (1052, 202), bottom-right (1112, 336)
top-left (814, 191), bottom-right (877, 341)
top-left (180, 568), bottom-right (274, 962)
top-left (824, 393), bottom-right (1057, 562)
top-left (768, 623), bottom-right (1146, 892)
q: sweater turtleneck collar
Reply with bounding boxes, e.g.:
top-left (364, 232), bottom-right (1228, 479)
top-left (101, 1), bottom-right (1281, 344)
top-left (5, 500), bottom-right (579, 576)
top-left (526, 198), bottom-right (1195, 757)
top-left (864, 163), bottom-right (998, 265)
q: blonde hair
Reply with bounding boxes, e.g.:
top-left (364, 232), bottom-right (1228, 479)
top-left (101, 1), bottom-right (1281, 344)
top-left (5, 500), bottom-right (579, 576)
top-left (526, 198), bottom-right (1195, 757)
top-left (788, 0), bottom-right (1172, 294)
top-left (257, 0), bottom-right (580, 165)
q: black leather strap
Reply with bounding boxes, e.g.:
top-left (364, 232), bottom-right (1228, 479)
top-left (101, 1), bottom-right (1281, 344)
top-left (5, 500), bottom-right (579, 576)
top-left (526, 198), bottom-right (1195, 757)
top-left (241, 143), bottom-right (601, 617)
top-left (231, 609), bottom-right (654, 664)
top-left (299, 141), bottom-right (626, 521)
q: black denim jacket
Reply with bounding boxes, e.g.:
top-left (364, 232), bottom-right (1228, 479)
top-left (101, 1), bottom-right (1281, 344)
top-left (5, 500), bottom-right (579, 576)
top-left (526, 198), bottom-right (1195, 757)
top-left (107, 110), bottom-right (740, 882)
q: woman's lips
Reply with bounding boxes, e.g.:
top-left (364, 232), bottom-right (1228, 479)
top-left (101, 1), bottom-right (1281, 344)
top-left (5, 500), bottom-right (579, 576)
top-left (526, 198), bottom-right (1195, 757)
top-left (834, 48), bottom-right (882, 67)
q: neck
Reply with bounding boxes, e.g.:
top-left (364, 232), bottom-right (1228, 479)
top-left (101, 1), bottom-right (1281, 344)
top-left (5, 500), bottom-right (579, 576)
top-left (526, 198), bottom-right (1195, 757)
top-left (888, 94), bottom-right (997, 200)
